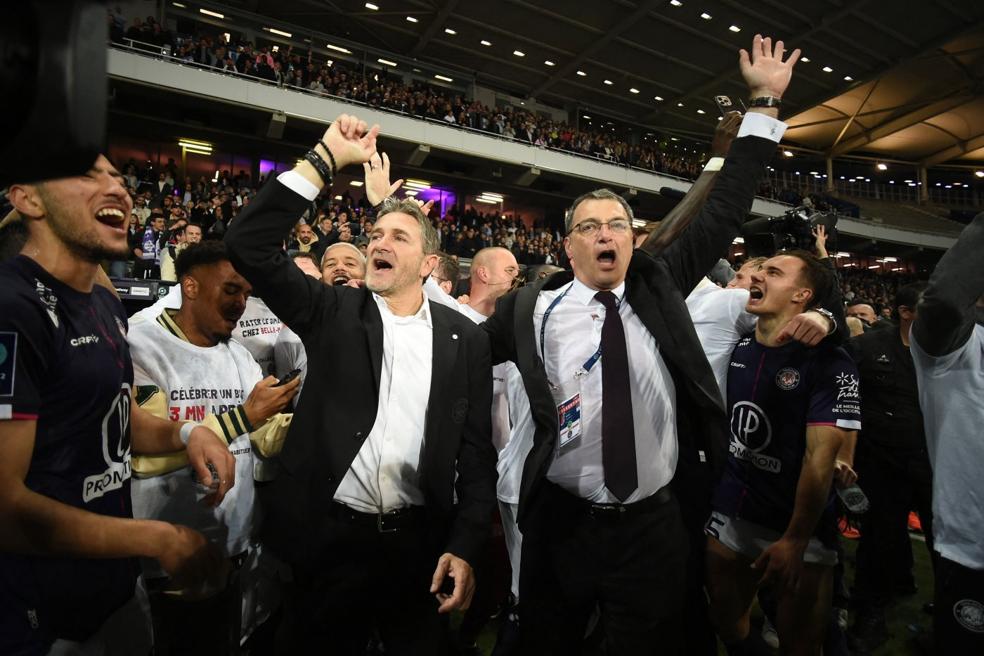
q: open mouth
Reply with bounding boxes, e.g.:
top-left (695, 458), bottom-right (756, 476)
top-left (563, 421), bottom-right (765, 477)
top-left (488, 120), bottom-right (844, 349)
top-left (372, 258), bottom-right (394, 272)
top-left (331, 273), bottom-right (351, 286)
top-left (749, 286), bottom-right (764, 301)
top-left (596, 250), bottom-right (616, 266)
top-left (95, 207), bottom-right (128, 231)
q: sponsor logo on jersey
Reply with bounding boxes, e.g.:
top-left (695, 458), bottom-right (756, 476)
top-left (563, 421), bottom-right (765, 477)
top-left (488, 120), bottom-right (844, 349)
top-left (835, 372), bottom-right (860, 401)
top-left (70, 335), bottom-right (100, 347)
top-left (876, 354), bottom-right (890, 363)
top-left (82, 383), bottom-right (132, 503)
top-left (776, 367), bottom-right (800, 390)
top-left (954, 599), bottom-right (984, 633)
top-left (730, 361), bottom-right (746, 369)
top-left (729, 401), bottom-right (781, 473)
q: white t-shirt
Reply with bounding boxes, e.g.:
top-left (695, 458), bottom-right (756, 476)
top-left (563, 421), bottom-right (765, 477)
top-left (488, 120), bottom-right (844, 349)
top-left (128, 316), bottom-right (263, 577)
top-left (911, 323), bottom-right (984, 570)
top-left (234, 297), bottom-right (283, 377)
top-left (273, 326), bottom-right (307, 398)
top-left (685, 279), bottom-right (756, 403)
top-left (131, 289), bottom-right (283, 377)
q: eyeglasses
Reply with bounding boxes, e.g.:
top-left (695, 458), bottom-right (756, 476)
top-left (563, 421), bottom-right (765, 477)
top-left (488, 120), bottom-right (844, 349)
top-left (568, 219), bottom-right (632, 237)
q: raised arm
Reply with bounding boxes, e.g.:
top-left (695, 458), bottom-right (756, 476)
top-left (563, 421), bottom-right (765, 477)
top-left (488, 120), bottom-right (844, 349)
top-left (912, 212), bottom-right (984, 356)
top-left (224, 114), bottom-right (379, 337)
top-left (660, 35), bottom-right (799, 293)
top-left (640, 111), bottom-right (742, 256)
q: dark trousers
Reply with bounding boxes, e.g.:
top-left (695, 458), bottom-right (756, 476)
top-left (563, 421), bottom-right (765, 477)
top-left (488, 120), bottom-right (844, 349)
top-left (275, 506), bottom-right (448, 656)
top-left (934, 556), bottom-right (984, 653)
top-left (519, 482), bottom-right (689, 656)
top-left (146, 571), bottom-right (242, 656)
top-left (853, 442), bottom-right (935, 609)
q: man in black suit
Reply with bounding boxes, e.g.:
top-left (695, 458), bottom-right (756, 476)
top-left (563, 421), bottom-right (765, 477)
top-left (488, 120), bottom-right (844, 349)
top-left (224, 115), bottom-right (497, 655)
top-left (480, 35), bottom-right (801, 655)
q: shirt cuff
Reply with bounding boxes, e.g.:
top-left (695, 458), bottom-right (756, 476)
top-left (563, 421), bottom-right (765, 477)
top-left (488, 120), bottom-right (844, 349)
top-left (277, 170), bottom-right (320, 201)
top-left (703, 157), bottom-right (725, 172)
top-left (737, 112), bottom-right (787, 143)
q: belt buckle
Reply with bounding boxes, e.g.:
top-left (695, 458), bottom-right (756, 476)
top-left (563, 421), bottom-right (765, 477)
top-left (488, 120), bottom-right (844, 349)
top-left (588, 503), bottom-right (626, 520)
top-left (377, 511), bottom-right (400, 533)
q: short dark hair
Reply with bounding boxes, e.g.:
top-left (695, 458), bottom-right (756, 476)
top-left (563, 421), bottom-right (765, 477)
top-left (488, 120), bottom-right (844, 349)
top-left (175, 241), bottom-right (229, 280)
top-left (778, 249), bottom-right (833, 310)
top-left (847, 298), bottom-right (873, 309)
top-left (434, 251), bottom-right (459, 283)
top-left (894, 281), bottom-right (928, 317)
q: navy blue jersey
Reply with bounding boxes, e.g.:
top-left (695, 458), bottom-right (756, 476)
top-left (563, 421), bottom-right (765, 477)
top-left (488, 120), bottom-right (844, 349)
top-left (0, 256), bottom-right (138, 652)
top-left (712, 335), bottom-right (861, 542)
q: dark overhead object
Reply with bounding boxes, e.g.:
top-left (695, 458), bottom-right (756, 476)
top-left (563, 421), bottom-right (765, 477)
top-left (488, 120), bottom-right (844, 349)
top-left (407, 144), bottom-right (431, 166)
top-left (266, 111), bottom-right (287, 139)
top-left (0, 0), bottom-right (106, 186)
top-left (515, 166), bottom-right (540, 186)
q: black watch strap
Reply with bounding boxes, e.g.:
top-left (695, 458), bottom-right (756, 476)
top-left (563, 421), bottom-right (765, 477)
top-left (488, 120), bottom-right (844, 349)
top-left (748, 96), bottom-right (782, 108)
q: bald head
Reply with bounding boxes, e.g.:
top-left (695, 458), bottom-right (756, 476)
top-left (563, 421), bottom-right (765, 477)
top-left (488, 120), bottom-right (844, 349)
top-left (469, 247), bottom-right (519, 311)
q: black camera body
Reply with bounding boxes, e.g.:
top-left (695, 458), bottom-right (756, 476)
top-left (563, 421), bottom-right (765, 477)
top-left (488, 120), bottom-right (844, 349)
top-left (740, 206), bottom-right (839, 258)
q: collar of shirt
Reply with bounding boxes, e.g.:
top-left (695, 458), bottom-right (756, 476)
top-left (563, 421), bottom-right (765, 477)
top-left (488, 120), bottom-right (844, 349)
top-left (567, 276), bottom-right (626, 308)
top-left (372, 290), bottom-right (433, 328)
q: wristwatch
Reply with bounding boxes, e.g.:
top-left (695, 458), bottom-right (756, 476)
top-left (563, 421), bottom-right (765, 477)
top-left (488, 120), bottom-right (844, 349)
top-left (814, 307), bottom-right (837, 334)
top-left (748, 96), bottom-right (782, 109)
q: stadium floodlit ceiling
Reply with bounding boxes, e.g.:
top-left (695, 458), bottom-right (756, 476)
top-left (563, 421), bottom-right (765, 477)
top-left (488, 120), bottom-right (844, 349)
top-left (203, 0), bottom-right (984, 164)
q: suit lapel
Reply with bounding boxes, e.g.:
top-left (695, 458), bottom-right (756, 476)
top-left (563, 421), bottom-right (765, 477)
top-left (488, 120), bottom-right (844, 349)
top-left (424, 302), bottom-right (458, 467)
top-left (361, 290), bottom-right (384, 394)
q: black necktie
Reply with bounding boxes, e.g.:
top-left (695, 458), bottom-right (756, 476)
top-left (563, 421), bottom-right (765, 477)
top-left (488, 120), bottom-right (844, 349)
top-left (595, 291), bottom-right (638, 502)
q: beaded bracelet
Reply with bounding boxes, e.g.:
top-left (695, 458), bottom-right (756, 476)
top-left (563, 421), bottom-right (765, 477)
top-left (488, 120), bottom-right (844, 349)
top-left (303, 150), bottom-right (333, 186)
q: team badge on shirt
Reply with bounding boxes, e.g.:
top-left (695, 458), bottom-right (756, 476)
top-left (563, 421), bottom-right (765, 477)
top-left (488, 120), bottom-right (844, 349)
top-left (953, 599), bottom-right (984, 634)
top-left (775, 367), bottom-right (800, 391)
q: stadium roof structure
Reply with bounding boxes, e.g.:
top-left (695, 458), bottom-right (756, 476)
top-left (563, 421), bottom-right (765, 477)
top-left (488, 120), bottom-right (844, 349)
top-left (219, 0), bottom-right (984, 166)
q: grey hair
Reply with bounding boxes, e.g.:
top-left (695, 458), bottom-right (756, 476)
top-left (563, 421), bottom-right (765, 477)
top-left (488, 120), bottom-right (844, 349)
top-left (564, 188), bottom-right (635, 233)
top-left (376, 197), bottom-right (440, 255)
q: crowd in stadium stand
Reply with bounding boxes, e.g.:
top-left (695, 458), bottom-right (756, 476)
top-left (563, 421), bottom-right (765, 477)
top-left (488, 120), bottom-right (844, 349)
top-left (111, 14), bottom-right (706, 180)
top-left (112, 158), bottom-right (567, 277)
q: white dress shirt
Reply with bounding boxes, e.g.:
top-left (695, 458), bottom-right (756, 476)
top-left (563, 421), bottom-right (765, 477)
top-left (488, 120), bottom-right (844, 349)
top-left (535, 278), bottom-right (678, 503)
top-left (333, 292), bottom-right (434, 513)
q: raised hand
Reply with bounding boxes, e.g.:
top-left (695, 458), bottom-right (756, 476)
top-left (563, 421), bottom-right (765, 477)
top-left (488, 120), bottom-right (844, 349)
top-left (710, 111), bottom-right (743, 158)
top-left (363, 152), bottom-right (404, 206)
top-left (319, 114), bottom-right (380, 172)
top-left (739, 34), bottom-right (801, 99)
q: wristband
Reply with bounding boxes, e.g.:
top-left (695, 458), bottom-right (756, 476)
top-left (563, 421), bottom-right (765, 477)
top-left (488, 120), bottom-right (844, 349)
top-left (179, 422), bottom-right (197, 446)
top-left (318, 139), bottom-right (338, 177)
top-left (703, 157), bottom-right (725, 172)
top-left (748, 96), bottom-right (782, 109)
top-left (303, 150), bottom-right (333, 186)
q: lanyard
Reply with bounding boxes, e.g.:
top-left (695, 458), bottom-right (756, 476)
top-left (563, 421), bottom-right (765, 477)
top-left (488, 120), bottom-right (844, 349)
top-left (539, 284), bottom-right (620, 377)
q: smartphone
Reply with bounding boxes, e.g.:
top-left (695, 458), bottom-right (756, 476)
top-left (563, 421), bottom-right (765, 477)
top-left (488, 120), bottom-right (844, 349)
top-left (713, 95), bottom-right (745, 117)
top-left (275, 369), bottom-right (302, 387)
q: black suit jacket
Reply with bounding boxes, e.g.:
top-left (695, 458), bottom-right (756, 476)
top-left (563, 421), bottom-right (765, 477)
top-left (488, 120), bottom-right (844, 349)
top-left (482, 133), bottom-right (779, 532)
top-left (225, 179), bottom-right (497, 569)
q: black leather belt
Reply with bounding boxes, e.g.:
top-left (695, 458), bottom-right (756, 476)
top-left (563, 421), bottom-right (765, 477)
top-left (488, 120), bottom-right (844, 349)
top-left (547, 482), bottom-right (673, 521)
top-left (328, 502), bottom-right (425, 533)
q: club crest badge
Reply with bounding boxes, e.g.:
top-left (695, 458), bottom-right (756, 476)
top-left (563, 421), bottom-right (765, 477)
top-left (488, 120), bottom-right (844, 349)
top-left (776, 367), bottom-right (800, 391)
